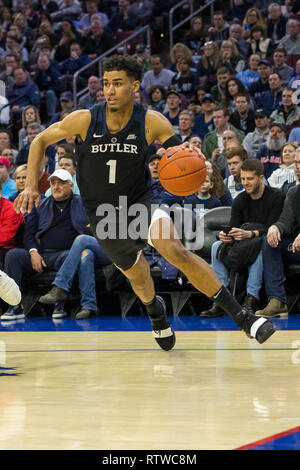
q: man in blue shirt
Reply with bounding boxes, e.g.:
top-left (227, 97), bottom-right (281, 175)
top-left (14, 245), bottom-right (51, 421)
top-left (0, 157), bottom-right (17, 200)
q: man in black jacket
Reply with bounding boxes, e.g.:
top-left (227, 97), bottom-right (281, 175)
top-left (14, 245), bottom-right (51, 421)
top-left (229, 93), bottom-right (256, 134)
top-left (256, 184), bottom-right (300, 318)
top-left (201, 158), bottom-right (285, 317)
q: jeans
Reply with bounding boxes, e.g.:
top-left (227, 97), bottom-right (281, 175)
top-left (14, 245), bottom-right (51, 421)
top-left (53, 235), bottom-right (111, 311)
top-left (4, 248), bottom-right (69, 289)
top-left (211, 240), bottom-right (263, 300)
top-left (261, 236), bottom-right (300, 304)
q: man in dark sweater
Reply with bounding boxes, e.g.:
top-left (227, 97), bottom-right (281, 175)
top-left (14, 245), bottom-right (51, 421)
top-left (256, 184), bottom-right (300, 318)
top-left (201, 159), bottom-right (285, 317)
top-left (1, 169), bottom-right (89, 321)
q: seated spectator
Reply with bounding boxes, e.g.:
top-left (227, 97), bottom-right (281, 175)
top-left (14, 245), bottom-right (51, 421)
top-left (45, 153), bottom-right (80, 196)
top-left (0, 54), bottom-right (18, 89)
top-left (207, 11), bottom-right (230, 43)
top-left (163, 90), bottom-right (182, 134)
top-left (0, 157), bottom-right (17, 200)
top-left (225, 0), bottom-right (253, 23)
top-left (2, 148), bottom-right (17, 176)
top-left (242, 7), bottom-right (267, 41)
top-left (202, 159), bottom-right (284, 318)
top-left (49, 92), bottom-right (74, 125)
top-left (242, 108), bottom-right (270, 159)
top-left (247, 25), bottom-right (274, 59)
top-left (60, 41), bottom-right (91, 79)
top-left (50, 0), bottom-right (82, 23)
top-left (147, 85), bottom-right (167, 113)
top-left (38, 234), bottom-right (112, 319)
top-left (33, 53), bottom-right (62, 121)
top-left (176, 110), bottom-right (195, 143)
top-left (272, 48), bottom-right (294, 86)
top-left (218, 40), bottom-right (245, 75)
top-left (236, 53), bottom-right (260, 88)
top-left (228, 24), bottom-right (252, 58)
top-left (202, 106), bottom-right (244, 160)
top-left (141, 54), bottom-right (174, 92)
top-left (183, 16), bottom-right (206, 54)
top-left (1, 169), bottom-right (89, 321)
top-left (267, 141), bottom-right (297, 188)
top-left (169, 43), bottom-right (196, 73)
top-left (8, 163), bottom-right (27, 202)
top-left (211, 129), bottom-right (241, 176)
top-left (281, 146), bottom-right (300, 195)
top-left (81, 18), bottom-right (115, 61)
top-left (0, 184), bottom-right (24, 268)
top-left (108, 0), bottom-right (137, 32)
top-left (270, 87), bottom-right (300, 134)
top-left (16, 122), bottom-right (56, 173)
top-left (222, 77), bottom-right (252, 112)
top-left (255, 183), bottom-right (300, 318)
top-left (78, 75), bottom-right (101, 110)
top-left (6, 66), bottom-right (40, 125)
top-left (229, 92), bottom-right (256, 134)
top-left (197, 41), bottom-right (220, 88)
top-left (224, 146), bottom-right (248, 200)
top-left (267, 2), bottom-right (288, 45)
top-left (247, 59), bottom-right (271, 99)
top-left (18, 105), bottom-right (42, 151)
top-left (186, 173), bottom-right (222, 217)
top-left (3, 33), bottom-right (29, 67)
top-left (170, 58), bottom-right (199, 101)
top-left (193, 93), bottom-right (215, 141)
top-left (256, 121), bottom-right (287, 179)
top-left (205, 160), bottom-right (233, 206)
top-left (210, 67), bottom-right (231, 104)
top-left (77, 0), bottom-right (109, 32)
top-left (128, 0), bottom-right (154, 25)
top-left (289, 58), bottom-right (300, 89)
top-left (0, 129), bottom-right (18, 164)
top-left (255, 72), bottom-right (283, 115)
top-left (188, 86), bottom-right (207, 115)
top-left (53, 30), bottom-right (76, 64)
top-left (278, 18), bottom-right (300, 54)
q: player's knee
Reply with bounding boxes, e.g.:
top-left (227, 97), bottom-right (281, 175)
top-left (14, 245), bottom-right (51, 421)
top-left (159, 239), bottom-right (189, 266)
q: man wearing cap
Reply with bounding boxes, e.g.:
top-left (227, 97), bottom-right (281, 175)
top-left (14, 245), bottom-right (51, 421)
top-left (193, 94), bottom-right (215, 140)
top-left (256, 121), bottom-right (287, 179)
top-left (242, 109), bottom-right (270, 159)
top-left (1, 169), bottom-right (89, 321)
top-left (248, 60), bottom-right (271, 99)
top-left (163, 90), bottom-right (182, 134)
top-left (0, 156), bottom-right (17, 200)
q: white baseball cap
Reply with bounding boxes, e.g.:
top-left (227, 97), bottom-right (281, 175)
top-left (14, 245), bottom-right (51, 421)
top-left (48, 169), bottom-right (73, 184)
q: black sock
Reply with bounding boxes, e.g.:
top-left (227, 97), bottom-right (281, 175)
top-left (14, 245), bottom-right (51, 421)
top-left (143, 296), bottom-right (169, 330)
top-left (212, 286), bottom-right (245, 328)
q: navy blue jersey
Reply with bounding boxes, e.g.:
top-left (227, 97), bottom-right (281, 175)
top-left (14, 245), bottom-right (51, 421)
top-left (75, 102), bottom-right (151, 210)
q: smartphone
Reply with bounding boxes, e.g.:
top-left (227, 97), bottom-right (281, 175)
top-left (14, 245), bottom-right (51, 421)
top-left (246, 23), bottom-right (251, 31)
top-left (220, 224), bottom-right (232, 234)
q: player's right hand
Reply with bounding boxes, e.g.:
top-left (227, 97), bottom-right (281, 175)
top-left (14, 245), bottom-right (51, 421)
top-left (14, 188), bottom-right (41, 214)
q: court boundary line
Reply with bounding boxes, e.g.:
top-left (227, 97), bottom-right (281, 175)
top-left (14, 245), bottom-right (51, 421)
top-left (235, 425), bottom-right (300, 450)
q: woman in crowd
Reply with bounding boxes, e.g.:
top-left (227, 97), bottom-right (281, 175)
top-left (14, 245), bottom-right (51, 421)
top-left (197, 41), bottom-right (220, 87)
top-left (219, 40), bottom-right (245, 75)
top-left (267, 142), bottom-right (298, 188)
top-left (18, 105), bottom-right (43, 151)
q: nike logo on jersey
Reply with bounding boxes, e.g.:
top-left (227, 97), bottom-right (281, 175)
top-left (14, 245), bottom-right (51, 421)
top-left (93, 133), bottom-right (104, 138)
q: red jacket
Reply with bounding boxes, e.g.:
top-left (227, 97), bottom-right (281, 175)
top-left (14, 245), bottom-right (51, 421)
top-left (0, 197), bottom-right (24, 250)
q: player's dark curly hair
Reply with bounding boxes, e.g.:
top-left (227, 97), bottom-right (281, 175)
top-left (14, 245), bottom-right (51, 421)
top-left (103, 54), bottom-right (143, 82)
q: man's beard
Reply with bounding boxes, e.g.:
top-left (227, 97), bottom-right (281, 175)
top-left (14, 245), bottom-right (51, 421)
top-left (266, 135), bottom-right (286, 151)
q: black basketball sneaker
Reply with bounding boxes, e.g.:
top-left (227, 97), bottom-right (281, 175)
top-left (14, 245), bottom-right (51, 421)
top-left (239, 309), bottom-right (276, 344)
top-left (150, 296), bottom-right (176, 351)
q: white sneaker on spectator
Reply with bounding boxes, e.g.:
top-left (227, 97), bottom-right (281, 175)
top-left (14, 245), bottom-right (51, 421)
top-left (0, 270), bottom-right (21, 306)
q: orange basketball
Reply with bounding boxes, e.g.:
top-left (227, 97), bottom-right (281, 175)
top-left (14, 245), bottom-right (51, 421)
top-left (158, 147), bottom-right (206, 196)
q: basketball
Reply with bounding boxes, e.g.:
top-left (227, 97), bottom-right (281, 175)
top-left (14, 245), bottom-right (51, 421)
top-left (158, 146), bottom-right (206, 196)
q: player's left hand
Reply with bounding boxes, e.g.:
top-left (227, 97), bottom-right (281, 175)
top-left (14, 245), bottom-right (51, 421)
top-left (180, 141), bottom-right (206, 159)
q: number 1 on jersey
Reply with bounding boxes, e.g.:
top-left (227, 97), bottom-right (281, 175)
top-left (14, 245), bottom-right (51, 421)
top-left (106, 159), bottom-right (116, 184)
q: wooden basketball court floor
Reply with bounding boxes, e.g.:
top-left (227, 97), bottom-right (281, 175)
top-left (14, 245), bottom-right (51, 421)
top-left (1, 312), bottom-right (300, 451)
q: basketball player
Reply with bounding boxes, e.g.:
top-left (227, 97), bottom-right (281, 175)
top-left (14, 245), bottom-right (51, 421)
top-left (0, 270), bottom-right (21, 305)
top-left (14, 55), bottom-right (275, 349)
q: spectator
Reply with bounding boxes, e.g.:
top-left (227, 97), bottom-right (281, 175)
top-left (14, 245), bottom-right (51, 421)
top-left (242, 108), bottom-right (270, 159)
top-left (38, 234), bottom-right (112, 319)
top-left (236, 53), bottom-right (260, 88)
top-left (247, 25), bottom-right (274, 59)
top-left (183, 16), bottom-right (206, 53)
top-left (109, 0), bottom-right (137, 32)
top-left (1, 169), bottom-right (89, 321)
top-left (288, 58), bottom-right (300, 88)
top-left (147, 85), bottom-right (166, 113)
top-left (176, 110), bottom-right (195, 143)
top-left (6, 66), bottom-right (40, 123)
top-left (8, 163), bottom-right (27, 202)
top-left (148, 153), bottom-right (161, 180)
top-left (18, 105), bottom-right (42, 151)
top-left (128, 0), bottom-right (154, 25)
top-left (281, 146), bottom-right (300, 195)
top-left (0, 130), bottom-right (17, 163)
top-left (202, 106), bottom-right (244, 160)
top-left (255, 183), bottom-right (300, 318)
top-left (2, 148), bottom-right (16, 176)
top-left (33, 53), bottom-right (62, 120)
top-left (77, 0), bottom-right (109, 32)
top-left (193, 93), bottom-right (216, 141)
top-left (0, 54), bottom-right (17, 89)
top-left (50, 0), bottom-right (82, 23)
top-left (207, 11), bottom-right (230, 43)
top-left (267, 2), bottom-right (288, 44)
top-left (0, 184), bottom-right (24, 268)
top-left (270, 87), bottom-right (300, 134)
top-left (81, 19), bottom-right (115, 61)
top-left (278, 18), bottom-right (300, 54)
top-left (288, 126), bottom-right (300, 142)
top-left (186, 173), bottom-right (222, 217)
top-left (225, 0), bottom-right (253, 23)
top-left (242, 7), bottom-right (266, 40)
top-left (248, 59), bottom-right (271, 99)
top-left (256, 121), bottom-right (286, 179)
top-left (228, 24), bottom-right (251, 58)
top-left (255, 72), bottom-right (283, 114)
top-left (0, 157), bottom-right (17, 200)
top-left (78, 75), bottom-right (101, 109)
top-left (202, 158), bottom-right (284, 318)
top-left (141, 54), bottom-right (174, 92)
top-left (163, 90), bottom-right (182, 134)
top-left (218, 39), bottom-right (245, 75)
top-left (205, 160), bottom-right (233, 206)
top-left (222, 77), bottom-right (251, 112)
top-left (46, 153), bottom-right (80, 196)
top-left (60, 41), bottom-right (91, 78)
top-left (230, 92), bottom-right (256, 134)
top-left (267, 141), bottom-right (297, 188)
top-left (170, 58), bottom-right (199, 101)
top-left (49, 92), bottom-right (74, 125)
top-left (210, 66), bottom-right (231, 103)
top-left (224, 146), bottom-right (248, 200)
top-left (134, 44), bottom-right (151, 75)
top-left (188, 86), bottom-right (207, 115)
top-left (272, 48), bottom-right (294, 86)
top-left (197, 41), bottom-right (220, 87)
